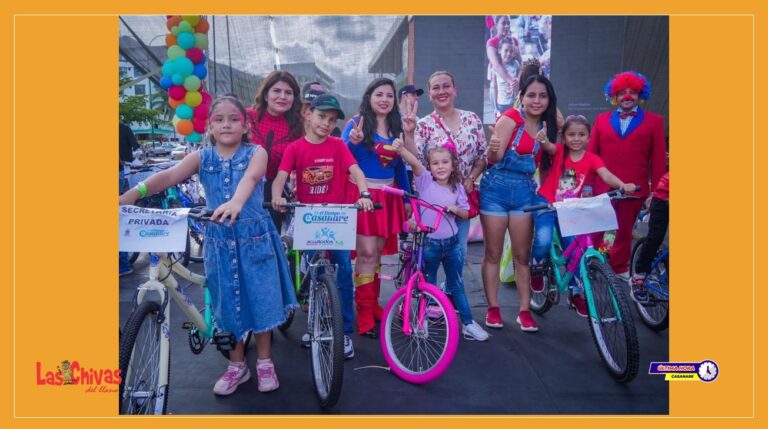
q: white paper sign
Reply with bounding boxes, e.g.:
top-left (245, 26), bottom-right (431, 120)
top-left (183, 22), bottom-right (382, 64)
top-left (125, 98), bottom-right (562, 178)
top-left (554, 194), bottom-right (618, 237)
top-left (119, 206), bottom-right (191, 252)
top-left (293, 206), bottom-right (357, 250)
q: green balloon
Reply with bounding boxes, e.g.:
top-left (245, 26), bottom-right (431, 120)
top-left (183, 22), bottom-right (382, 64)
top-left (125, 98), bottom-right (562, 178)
top-left (194, 33), bottom-right (208, 49)
top-left (184, 75), bottom-right (201, 91)
top-left (171, 25), bottom-right (180, 36)
top-left (178, 21), bottom-right (193, 34)
top-left (167, 45), bottom-right (185, 60)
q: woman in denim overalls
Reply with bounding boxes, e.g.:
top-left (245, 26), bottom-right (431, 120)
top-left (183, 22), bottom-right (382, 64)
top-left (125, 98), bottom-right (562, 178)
top-left (479, 75), bottom-right (558, 332)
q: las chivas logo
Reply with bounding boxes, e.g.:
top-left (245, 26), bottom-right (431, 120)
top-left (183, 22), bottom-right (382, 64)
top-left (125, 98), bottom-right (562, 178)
top-left (36, 360), bottom-right (121, 392)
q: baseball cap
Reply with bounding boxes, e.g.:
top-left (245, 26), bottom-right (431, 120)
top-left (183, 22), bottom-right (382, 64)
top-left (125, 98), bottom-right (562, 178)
top-left (398, 84), bottom-right (424, 99)
top-left (310, 93), bottom-right (345, 120)
top-left (303, 89), bottom-right (324, 103)
top-left (302, 81), bottom-right (324, 103)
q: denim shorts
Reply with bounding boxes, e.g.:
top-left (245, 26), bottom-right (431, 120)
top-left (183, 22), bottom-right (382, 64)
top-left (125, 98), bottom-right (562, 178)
top-left (478, 170), bottom-right (537, 217)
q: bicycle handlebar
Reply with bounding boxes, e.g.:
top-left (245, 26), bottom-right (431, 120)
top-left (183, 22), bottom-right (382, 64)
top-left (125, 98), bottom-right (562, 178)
top-left (382, 184), bottom-right (448, 233)
top-left (522, 187), bottom-right (641, 213)
top-left (381, 185), bottom-right (418, 200)
top-left (261, 202), bottom-right (383, 210)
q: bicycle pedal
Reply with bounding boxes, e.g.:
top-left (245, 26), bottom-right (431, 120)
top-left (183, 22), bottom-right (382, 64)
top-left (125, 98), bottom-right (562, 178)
top-left (212, 332), bottom-right (237, 351)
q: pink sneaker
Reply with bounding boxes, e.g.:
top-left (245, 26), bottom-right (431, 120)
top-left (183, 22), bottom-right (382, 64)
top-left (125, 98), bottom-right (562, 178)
top-left (213, 361), bottom-right (250, 396)
top-left (516, 310), bottom-right (539, 332)
top-left (485, 306), bottom-right (504, 329)
top-left (256, 360), bottom-right (280, 392)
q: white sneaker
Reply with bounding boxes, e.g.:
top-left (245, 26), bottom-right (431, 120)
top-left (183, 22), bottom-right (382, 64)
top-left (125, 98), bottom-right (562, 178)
top-left (462, 321), bottom-right (490, 341)
top-left (616, 271), bottom-right (630, 282)
top-left (343, 335), bottom-right (354, 360)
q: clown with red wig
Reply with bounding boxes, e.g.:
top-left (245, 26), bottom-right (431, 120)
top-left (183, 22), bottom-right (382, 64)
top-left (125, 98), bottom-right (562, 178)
top-left (588, 71), bottom-right (667, 300)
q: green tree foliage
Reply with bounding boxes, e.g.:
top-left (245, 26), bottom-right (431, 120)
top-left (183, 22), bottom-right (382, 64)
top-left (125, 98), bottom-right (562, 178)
top-left (119, 70), bottom-right (166, 126)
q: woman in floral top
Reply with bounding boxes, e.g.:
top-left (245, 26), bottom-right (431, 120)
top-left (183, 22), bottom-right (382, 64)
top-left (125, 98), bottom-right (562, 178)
top-left (415, 70), bottom-right (488, 260)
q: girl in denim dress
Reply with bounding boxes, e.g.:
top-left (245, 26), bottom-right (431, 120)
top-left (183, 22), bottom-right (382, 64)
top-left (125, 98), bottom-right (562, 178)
top-left (119, 95), bottom-right (297, 395)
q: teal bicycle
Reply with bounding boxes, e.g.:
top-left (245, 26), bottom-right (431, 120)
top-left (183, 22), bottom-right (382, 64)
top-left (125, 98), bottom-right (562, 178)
top-left (525, 190), bottom-right (640, 383)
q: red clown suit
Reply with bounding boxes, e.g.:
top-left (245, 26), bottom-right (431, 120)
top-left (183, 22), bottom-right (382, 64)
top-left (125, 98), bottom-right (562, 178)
top-left (588, 71), bottom-right (667, 275)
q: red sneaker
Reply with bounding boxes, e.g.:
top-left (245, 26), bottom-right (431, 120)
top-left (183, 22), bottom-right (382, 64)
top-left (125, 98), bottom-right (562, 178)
top-left (568, 292), bottom-right (588, 318)
top-left (485, 306), bottom-right (504, 329)
top-left (516, 310), bottom-right (539, 332)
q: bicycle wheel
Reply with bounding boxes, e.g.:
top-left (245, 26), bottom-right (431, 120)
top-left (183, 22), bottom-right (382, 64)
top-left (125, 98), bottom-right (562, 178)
top-left (630, 240), bottom-right (670, 331)
top-left (530, 265), bottom-right (555, 315)
top-left (119, 301), bottom-right (169, 414)
top-left (380, 282), bottom-right (460, 384)
top-left (585, 259), bottom-right (640, 383)
top-left (186, 222), bottom-right (205, 264)
top-left (308, 273), bottom-right (344, 408)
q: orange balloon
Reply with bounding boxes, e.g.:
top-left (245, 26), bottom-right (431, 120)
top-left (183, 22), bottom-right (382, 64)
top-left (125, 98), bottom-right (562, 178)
top-left (168, 98), bottom-right (183, 108)
top-left (165, 34), bottom-right (177, 47)
top-left (177, 119), bottom-right (194, 135)
top-left (166, 16), bottom-right (182, 31)
top-left (194, 18), bottom-right (209, 34)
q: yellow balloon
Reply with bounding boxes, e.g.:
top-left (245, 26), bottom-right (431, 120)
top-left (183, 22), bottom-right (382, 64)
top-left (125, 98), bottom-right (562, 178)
top-left (182, 15), bottom-right (201, 26)
top-left (185, 91), bottom-right (203, 107)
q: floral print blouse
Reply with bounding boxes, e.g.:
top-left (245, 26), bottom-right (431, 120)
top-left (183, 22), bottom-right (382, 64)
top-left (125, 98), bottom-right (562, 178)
top-left (414, 109), bottom-right (488, 179)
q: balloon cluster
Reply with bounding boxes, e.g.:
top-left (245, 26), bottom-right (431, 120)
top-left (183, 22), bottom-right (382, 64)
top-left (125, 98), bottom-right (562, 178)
top-left (159, 15), bottom-right (210, 144)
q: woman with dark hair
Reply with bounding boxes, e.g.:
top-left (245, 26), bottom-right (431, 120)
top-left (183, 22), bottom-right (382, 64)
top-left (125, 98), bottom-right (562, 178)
top-left (247, 70), bottom-right (304, 232)
top-left (342, 77), bottom-right (414, 338)
top-left (480, 74), bottom-right (558, 333)
top-left (415, 70), bottom-right (487, 264)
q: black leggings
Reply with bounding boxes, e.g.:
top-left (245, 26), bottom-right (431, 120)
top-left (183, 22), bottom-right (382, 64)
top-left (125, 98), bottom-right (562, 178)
top-left (263, 179), bottom-right (287, 234)
top-left (636, 197), bottom-right (669, 274)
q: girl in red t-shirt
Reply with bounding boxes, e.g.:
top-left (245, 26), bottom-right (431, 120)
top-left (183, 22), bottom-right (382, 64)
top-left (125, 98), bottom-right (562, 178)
top-left (532, 115), bottom-right (636, 316)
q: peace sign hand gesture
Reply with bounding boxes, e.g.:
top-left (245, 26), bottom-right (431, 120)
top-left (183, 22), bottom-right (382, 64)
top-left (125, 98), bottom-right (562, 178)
top-left (349, 116), bottom-right (365, 145)
top-left (401, 98), bottom-right (418, 134)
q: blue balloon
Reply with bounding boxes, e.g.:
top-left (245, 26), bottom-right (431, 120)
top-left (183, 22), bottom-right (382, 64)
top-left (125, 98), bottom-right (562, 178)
top-left (161, 61), bottom-right (174, 77)
top-left (172, 74), bottom-right (185, 86)
top-left (177, 32), bottom-right (195, 50)
top-left (176, 104), bottom-right (193, 119)
top-left (173, 57), bottom-right (194, 77)
top-left (193, 64), bottom-right (208, 79)
top-left (159, 76), bottom-right (173, 89)
top-left (186, 131), bottom-right (202, 143)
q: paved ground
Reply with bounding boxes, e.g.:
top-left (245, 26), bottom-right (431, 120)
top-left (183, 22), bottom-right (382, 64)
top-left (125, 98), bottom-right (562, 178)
top-left (119, 242), bottom-right (668, 415)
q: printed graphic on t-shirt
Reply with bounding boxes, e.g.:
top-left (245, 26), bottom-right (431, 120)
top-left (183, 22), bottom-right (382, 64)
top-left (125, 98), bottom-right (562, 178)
top-left (556, 167), bottom-right (584, 201)
top-left (375, 142), bottom-right (398, 168)
top-left (302, 165), bottom-right (334, 195)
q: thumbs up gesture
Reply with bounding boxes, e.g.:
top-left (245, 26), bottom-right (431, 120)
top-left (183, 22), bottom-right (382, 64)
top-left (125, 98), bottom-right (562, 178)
top-left (535, 121), bottom-right (549, 144)
top-left (488, 125), bottom-right (502, 153)
top-left (392, 133), bottom-right (404, 153)
top-left (349, 116), bottom-right (365, 144)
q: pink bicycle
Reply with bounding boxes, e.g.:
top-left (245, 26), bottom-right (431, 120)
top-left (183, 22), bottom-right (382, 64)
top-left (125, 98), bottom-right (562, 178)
top-left (379, 185), bottom-right (460, 384)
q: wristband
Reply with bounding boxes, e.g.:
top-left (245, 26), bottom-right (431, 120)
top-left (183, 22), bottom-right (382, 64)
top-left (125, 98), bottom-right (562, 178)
top-left (360, 191), bottom-right (372, 200)
top-left (137, 182), bottom-right (148, 199)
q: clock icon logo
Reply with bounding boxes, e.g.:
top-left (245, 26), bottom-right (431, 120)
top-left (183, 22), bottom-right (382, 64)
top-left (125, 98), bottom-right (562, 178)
top-left (698, 360), bottom-right (719, 382)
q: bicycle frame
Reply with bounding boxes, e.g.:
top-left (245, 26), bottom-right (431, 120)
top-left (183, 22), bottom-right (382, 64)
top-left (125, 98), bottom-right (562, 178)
top-left (644, 249), bottom-right (669, 298)
top-left (385, 186), bottom-right (447, 337)
top-left (549, 227), bottom-right (623, 321)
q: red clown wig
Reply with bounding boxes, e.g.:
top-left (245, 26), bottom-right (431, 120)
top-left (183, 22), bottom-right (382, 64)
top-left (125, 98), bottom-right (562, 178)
top-left (604, 71), bottom-right (652, 105)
